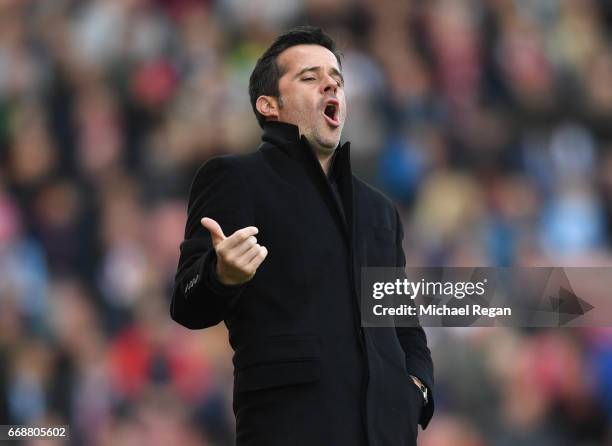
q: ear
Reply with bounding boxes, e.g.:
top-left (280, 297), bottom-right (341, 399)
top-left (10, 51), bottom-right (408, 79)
top-left (256, 95), bottom-right (280, 120)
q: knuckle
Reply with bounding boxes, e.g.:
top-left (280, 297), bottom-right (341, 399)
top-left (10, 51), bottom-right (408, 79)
top-left (242, 266), bottom-right (253, 276)
top-left (235, 226), bottom-right (257, 241)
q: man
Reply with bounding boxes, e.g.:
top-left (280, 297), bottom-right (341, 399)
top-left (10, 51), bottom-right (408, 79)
top-left (171, 26), bottom-right (434, 445)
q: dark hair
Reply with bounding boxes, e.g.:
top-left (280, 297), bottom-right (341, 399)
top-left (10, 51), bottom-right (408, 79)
top-left (248, 25), bottom-right (342, 128)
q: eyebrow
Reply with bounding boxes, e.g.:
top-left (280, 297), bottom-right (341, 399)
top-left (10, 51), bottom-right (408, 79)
top-left (294, 66), bottom-right (344, 84)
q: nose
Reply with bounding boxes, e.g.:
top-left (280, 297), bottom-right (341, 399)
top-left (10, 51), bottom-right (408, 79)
top-left (320, 75), bottom-right (338, 95)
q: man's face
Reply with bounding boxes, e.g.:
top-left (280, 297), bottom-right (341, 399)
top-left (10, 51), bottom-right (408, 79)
top-left (275, 44), bottom-right (347, 154)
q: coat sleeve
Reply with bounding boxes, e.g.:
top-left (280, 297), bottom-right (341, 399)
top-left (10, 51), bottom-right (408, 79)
top-left (170, 155), bottom-right (253, 329)
top-left (393, 208), bottom-right (435, 429)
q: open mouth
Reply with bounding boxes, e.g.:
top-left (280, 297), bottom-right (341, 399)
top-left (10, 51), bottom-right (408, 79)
top-left (323, 100), bottom-right (340, 127)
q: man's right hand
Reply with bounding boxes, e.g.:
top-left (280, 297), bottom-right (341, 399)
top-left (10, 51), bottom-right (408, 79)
top-left (201, 217), bottom-right (268, 285)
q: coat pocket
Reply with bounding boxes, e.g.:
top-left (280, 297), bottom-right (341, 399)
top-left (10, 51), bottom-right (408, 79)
top-left (234, 335), bottom-right (321, 393)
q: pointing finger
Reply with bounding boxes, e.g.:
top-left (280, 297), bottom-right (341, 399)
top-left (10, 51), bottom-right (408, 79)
top-left (224, 226), bottom-right (259, 249)
top-left (233, 235), bottom-right (258, 257)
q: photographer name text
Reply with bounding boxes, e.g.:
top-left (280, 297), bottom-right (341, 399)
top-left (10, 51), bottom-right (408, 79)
top-left (372, 303), bottom-right (511, 318)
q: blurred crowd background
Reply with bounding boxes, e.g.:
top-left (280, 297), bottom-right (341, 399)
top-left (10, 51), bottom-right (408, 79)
top-left (1, 0), bottom-right (612, 445)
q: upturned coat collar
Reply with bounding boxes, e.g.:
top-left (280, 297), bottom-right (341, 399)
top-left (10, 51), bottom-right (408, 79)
top-left (261, 121), bottom-right (351, 181)
top-left (260, 120), bottom-right (355, 242)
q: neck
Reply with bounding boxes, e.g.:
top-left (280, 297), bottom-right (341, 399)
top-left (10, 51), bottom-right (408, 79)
top-left (305, 136), bottom-right (336, 176)
top-left (315, 149), bottom-right (334, 176)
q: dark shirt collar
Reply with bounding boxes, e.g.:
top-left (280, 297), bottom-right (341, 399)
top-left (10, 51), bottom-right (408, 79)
top-left (261, 120), bottom-right (351, 180)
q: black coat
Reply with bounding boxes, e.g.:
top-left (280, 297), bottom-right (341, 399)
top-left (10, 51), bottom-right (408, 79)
top-left (171, 121), bottom-right (434, 446)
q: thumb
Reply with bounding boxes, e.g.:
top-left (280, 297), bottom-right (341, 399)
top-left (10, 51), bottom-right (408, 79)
top-left (201, 217), bottom-right (226, 247)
